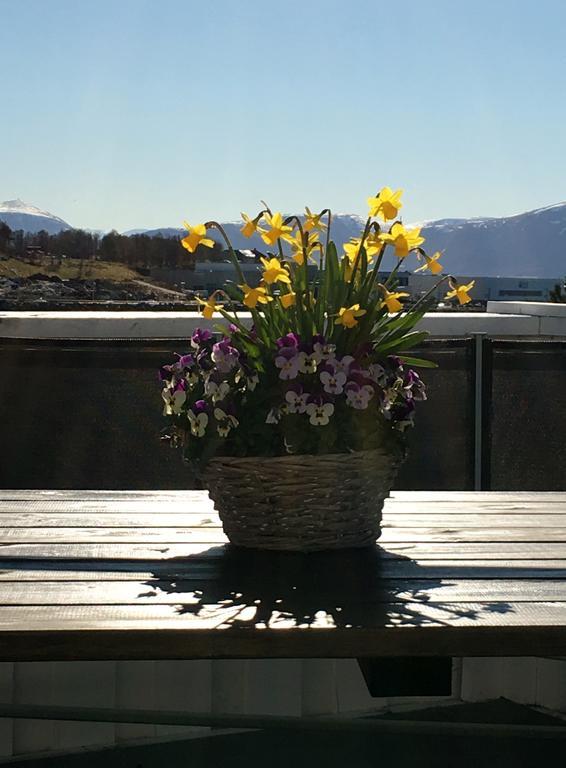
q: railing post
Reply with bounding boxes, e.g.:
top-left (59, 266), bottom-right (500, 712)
top-left (473, 333), bottom-right (486, 491)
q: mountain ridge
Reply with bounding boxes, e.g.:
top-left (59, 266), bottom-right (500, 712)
top-left (1, 199), bottom-right (565, 277)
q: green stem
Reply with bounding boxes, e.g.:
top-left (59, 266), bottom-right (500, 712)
top-left (205, 221), bottom-right (246, 286)
top-left (409, 274), bottom-right (452, 315)
top-left (345, 217), bottom-right (371, 302)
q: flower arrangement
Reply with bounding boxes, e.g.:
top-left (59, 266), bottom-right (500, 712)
top-left (160, 187), bottom-right (473, 469)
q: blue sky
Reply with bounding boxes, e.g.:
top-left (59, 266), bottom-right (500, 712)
top-left (2, 0), bottom-right (566, 231)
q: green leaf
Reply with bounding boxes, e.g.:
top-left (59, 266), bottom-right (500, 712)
top-left (398, 355), bottom-right (438, 368)
top-left (375, 330), bottom-right (429, 355)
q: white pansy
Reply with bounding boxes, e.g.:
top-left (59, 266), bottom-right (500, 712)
top-left (305, 402), bottom-right (334, 426)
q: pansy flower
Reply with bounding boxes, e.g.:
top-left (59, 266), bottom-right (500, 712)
top-left (285, 384), bottom-right (309, 414)
top-left (305, 398), bottom-right (334, 426)
top-left (276, 332), bottom-right (301, 349)
top-left (211, 338), bottom-right (240, 373)
top-left (191, 328), bottom-right (213, 349)
top-left (320, 367), bottom-right (347, 395)
top-left (297, 351), bottom-right (319, 374)
top-left (403, 369), bottom-right (427, 401)
top-left (312, 335), bottom-right (336, 361)
top-left (162, 381), bottom-right (187, 415)
top-left (275, 347), bottom-right (300, 380)
top-left (205, 379), bottom-right (231, 403)
top-left (345, 382), bottom-right (374, 410)
top-left (332, 355), bottom-right (355, 375)
top-left (188, 401), bottom-right (209, 437)
top-left (368, 363), bottom-right (386, 385)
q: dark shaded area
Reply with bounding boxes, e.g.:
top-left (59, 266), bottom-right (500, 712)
top-left (1, 336), bottom-right (565, 491)
top-left (487, 340), bottom-right (566, 490)
top-left (141, 544), bottom-right (509, 632)
top-left (357, 656), bottom-right (453, 697)
top-left (11, 699), bottom-right (566, 768)
top-left (0, 337), bottom-right (474, 490)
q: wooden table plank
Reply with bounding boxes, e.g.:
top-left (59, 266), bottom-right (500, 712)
top-left (1, 491), bottom-right (566, 660)
top-left (4, 541), bottom-right (566, 559)
top-left (6, 526), bottom-right (566, 544)
top-left (2, 561), bottom-right (566, 581)
top-left (0, 579), bottom-right (566, 605)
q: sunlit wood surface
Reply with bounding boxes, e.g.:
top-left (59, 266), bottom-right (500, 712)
top-left (2, 491), bottom-right (566, 660)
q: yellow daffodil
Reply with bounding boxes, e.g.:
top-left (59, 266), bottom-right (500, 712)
top-left (344, 234), bottom-right (381, 265)
top-left (367, 187), bottom-right (403, 221)
top-left (280, 291), bottom-right (296, 308)
top-left (415, 251), bottom-right (444, 275)
top-left (445, 280), bottom-right (475, 305)
top-left (379, 223), bottom-right (425, 259)
top-left (303, 206), bottom-right (327, 232)
top-left (260, 212), bottom-right (294, 246)
top-left (364, 231), bottom-right (383, 259)
top-left (180, 222), bottom-right (215, 253)
top-left (343, 238), bottom-right (362, 263)
top-left (240, 212), bottom-right (260, 238)
top-left (380, 287), bottom-right (410, 313)
top-left (289, 230), bottom-right (320, 265)
top-left (260, 256), bottom-right (291, 285)
top-left (197, 293), bottom-right (220, 319)
top-left (239, 283), bottom-right (273, 309)
top-left (335, 303), bottom-right (367, 329)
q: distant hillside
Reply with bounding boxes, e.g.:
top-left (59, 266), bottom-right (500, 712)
top-left (0, 199), bottom-right (71, 235)
top-left (3, 198), bottom-right (566, 277)
top-left (127, 205), bottom-right (566, 277)
top-left (418, 204), bottom-right (566, 277)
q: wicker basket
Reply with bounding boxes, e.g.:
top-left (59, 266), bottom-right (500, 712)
top-left (200, 446), bottom-right (405, 552)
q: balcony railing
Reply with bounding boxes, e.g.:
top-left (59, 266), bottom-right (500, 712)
top-left (0, 302), bottom-right (564, 490)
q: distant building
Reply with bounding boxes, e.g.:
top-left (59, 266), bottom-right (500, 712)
top-left (151, 262), bottom-right (559, 304)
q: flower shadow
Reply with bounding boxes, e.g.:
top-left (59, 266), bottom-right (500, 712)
top-left (140, 544), bottom-right (515, 629)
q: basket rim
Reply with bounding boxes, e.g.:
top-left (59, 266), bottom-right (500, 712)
top-left (202, 445), bottom-right (405, 468)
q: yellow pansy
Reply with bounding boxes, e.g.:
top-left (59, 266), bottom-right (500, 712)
top-left (260, 212), bottom-right (294, 246)
top-left (415, 251), bottom-right (444, 275)
top-left (197, 293), bottom-right (220, 319)
top-left (180, 222), bottom-right (215, 253)
top-left (280, 291), bottom-right (296, 308)
top-left (335, 303), bottom-right (367, 329)
top-left (303, 206), bottom-right (327, 232)
top-left (379, 223), bottom-right (425, 259)
top-left (290, 230), bottom-right (320, 265)
top-left (239, 283), bottom-right (273, 309)
top-left (260, 256), bottom-right (291, 285)
top-left (445, 280), bottom-right (475, 305)
top-left (240, 212), bottom-right (260, 238)
top-left (380, 287), bottom-right (410, 313)
top-left (367, 187), bottom-right (403, 221)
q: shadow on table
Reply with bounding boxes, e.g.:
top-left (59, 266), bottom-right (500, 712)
top-left (139, 544), bottom-right (515, 629)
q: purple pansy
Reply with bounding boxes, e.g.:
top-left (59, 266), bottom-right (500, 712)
top-left (275, 347), bottom-right (300, 380)
top-left (191, 328), bottom-right (213, 349)
top-left (211, 338), bottom-right (240, 373)
top-left (276, 332), bottom-right (301, 349)
top-left (345, 382), bottom-right (374, 410)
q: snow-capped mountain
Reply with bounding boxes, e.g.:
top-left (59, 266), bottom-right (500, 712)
top-left (128, 214), bottom-right (367, 254)
top-left (415, 203), bottom-right (566, 278)
top-left (0, 199), bottom-right (72, 234)
top-left (3, 197), bottom-right (566, 277)
top-left (128, 205), bottom-right (566, 277)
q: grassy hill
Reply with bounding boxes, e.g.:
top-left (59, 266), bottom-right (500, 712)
top-left (0, 256), bottom-right (141, 282)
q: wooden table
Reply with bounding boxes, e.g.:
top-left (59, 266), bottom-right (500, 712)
top-left (2, 490), bottom-right (566, 662)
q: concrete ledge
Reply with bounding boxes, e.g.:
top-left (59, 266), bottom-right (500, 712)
top-left (0, 310), bottom-right (564, 339)
top-left (487, 301), bottom-right (566, 317)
